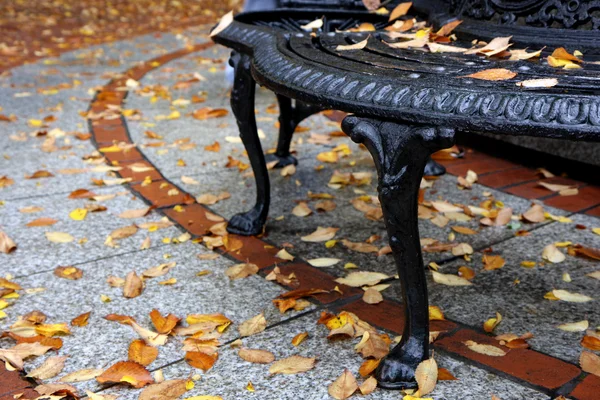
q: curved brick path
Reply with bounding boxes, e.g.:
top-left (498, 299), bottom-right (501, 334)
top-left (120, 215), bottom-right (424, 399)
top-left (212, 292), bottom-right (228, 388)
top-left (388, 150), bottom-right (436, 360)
top-left (1, 20), bottom-right (599, 400)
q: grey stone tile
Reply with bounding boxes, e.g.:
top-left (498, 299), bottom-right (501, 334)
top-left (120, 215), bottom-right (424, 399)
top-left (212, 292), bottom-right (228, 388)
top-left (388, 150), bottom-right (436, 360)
top-left (387, 212), bottom-right (600, 365)
top-left (1, 242), bottom-right (313, 394)
top-left (97, 312), bottom-right (549, 400)
top-left (0, 185), bottom-right (182, 277)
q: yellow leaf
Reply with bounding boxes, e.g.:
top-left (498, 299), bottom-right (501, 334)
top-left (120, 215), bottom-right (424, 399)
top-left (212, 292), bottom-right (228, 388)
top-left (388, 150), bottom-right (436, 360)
top-left (291, 332), bottom-right (308, 346)
top-left (483, 312), bottom-right (502, 333)
top-left (461, 68), bottom-right (517, 81)
top-left (557, 320), bottom-right (588, 332)
top-left (431, 271), bottom-right (472, 286)
top-left (69, 208), bottom-right (88, 221)
top-left (45, 232), bottom-right (74, 243)
top-left (269, 355), bottom-right (316, 375)
top-left (463, 340), bottom-right (506, 357)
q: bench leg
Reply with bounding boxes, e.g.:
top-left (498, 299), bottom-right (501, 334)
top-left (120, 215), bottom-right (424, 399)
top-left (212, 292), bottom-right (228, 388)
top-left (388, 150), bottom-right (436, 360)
top-left (265, 94), bottom-right (323, 168)
top-left (226, 51), bottom-right (270, 236)
top-left (424, 156), bottom-right (446, 176)
top-left (342, 115), bottom-right (455, 390)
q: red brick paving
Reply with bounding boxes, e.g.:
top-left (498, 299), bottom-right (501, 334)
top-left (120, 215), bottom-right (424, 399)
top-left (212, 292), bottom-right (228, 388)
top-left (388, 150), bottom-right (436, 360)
top-left (543, 185), bottom-right (600, 213)
top-left (569, 374), bottom-right (600, 400)
top-left (435, 329), bottom-right (581, 391)
top-left (476, 167), bottom-right (539, 189)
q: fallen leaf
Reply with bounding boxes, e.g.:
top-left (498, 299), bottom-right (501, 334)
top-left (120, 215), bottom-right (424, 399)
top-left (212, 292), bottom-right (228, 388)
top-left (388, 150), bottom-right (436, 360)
top-left (301, 18), bottom-right (323, 31)
top-left (461, 68), bottom-right (517, 81)
top-left (239, 313), bottom-right (267, 337)
top-left (239, 348), bottom-right (275, 364)
top-left (26, 218), bottom-right (58, 227)
top-left (185, 352), bottom-right (218, 371)
top-left (362, 288), bottom-right (383, 304)
top-left (465, 36), bottom-right (512, 56)
top-left (292, 332), bottom-right (309, 346)
top-left (516, 78), bottom-right (558, 88)
top-left (46, 232), bottom-right (74, 243)
top-left (119, 207), bottom-right (152, 219)
top-left (27, 356), bottom-right (67, 379)
top-left (582, 335), bottom-right (600, 351)
top-left (269, 355), bottom-right (316, 375)
top-left (96, 361), bottom-right (154, 388)
top-left (59, 368), bottom-right (103, 383)
top-left (308, 258), bottom-right (341, 267)
top-left (359, 375), bottom-right (377, 395)
top-left (483, 255), bottom-right (505, 271)
top-left (389, 2), bottom-right (412, 20)
top-left (431, 271), bottom-right (472, 286)
top-left (301, 226), bottom-right (339, 242)
top-left (210, 11), bottom-right (233, 37)
top-left (139, 380), bottom-right (187, 400)
top-left (580, 351), bottom-right (600, 377)
top-left (149, 309), bottom-right (180, 334)
top-left (71, 311), bottom-right (91, 327)
top-left (292, 202), bottom-right (312, 217)
top-left (463, 340), bottom-right (506, 356)
top-left (123, 271), bottom-right (144, 298)
top-left (129, 339), bottom-right (159, 366)
top-left (483, 312), bottom-right (502, 333)
top-left (131, 322), bottom-right (168, 346)
top-left (415, 357), bottom-right (438, 396)
top-left (542, 244), bottom-right (565, 263)
top-left (225, 263), bottom-right (259, 280)
top-left (522, 204), bottom-right (545, 223)
top-left (0, 231), bottom-right (17, 253)
top-left (54, 266), bottom-right (83, 280)
top-left (335, 271), bottom-right (389, 287)
top-left (336, 38), bottom-right (368, 51)
top-left (558, 320), bottom-right (589, 332)
top-left (552, 289), bottom-right (593, 303)
top-left (328, 369), bottom-right (358, 399)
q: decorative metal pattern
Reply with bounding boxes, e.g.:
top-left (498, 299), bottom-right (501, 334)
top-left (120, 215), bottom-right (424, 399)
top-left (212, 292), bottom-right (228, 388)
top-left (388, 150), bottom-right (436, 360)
top-left (450, 0), bottom-right (600, 29)
top-left (215, 22), bottom-right (600, 140)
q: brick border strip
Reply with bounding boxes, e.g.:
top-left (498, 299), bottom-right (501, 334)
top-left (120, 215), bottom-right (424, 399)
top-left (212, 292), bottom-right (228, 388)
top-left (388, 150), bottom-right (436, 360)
top-left (86, 43), bottom-right (595, 400)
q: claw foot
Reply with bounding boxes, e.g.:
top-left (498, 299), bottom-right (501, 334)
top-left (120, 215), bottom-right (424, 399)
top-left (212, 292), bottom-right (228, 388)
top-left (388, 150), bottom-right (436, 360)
top-left (226, 209), bottom-right (265, 236)
top-left (375, 353), bottom-right (421, 390)
top-left (265, 153), bottom-right (298, 168)
top-left (423, 159), bottom-right (446, 176)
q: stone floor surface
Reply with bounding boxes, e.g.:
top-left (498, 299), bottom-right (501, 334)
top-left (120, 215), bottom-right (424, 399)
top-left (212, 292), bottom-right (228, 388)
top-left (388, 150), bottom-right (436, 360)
top-left (0, 7), bottom-right (599, 400)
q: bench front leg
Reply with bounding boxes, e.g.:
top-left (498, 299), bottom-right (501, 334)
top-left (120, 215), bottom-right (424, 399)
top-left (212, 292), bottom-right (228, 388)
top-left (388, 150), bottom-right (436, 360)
top-left (227, 51), bottom-right (270, 236)
top-left (342, 115), bottom-right (455, 390)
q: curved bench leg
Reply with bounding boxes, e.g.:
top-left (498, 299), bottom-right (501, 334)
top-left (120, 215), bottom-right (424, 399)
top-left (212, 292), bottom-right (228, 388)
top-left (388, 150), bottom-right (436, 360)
top-left (265, 94), bottom-right (324, 168)
top-left (342, 115), bottom-right (455, 390)
top-left (424, 156), bottom-right (446, 176)
top-left (226, 51), bottom-right (270, 236)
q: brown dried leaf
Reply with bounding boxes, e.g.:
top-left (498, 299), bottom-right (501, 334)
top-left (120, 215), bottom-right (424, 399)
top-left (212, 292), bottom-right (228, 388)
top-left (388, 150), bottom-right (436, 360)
top-left (239, 348), bottom-right (275, 364)
top-left (96, 361), bottom-right (154, 388)
top-left (26, 218), bottom-right (58, 227)
top-left (328, 369), bottom-right (358, 399)
top-left (27, 356), bottom-right (67, 379)
top-left (71, 311), bottom-right (91, 327)
top-left (362, 288), bottom-right (383, 304)
top-left (54, 266), bottom-right (83, 280)
top-left (123, 271), bottom-right (144, 298)
top-left (119, 207), bottom-right (152, 219)
top-left (0, 231), bottom-right (17, 253)
top-left (359, 375), bottom-right (377, 395)
top-left (239, 313), bottom-right (267, 337)
top-left (463, 340), bottom-right (506, 356)
top-left (301, 226), bottom-right (339, 242)
top-left (225, 263), bottom-right (259, 280)
top-left (59, 368), bottom-right (103, 383)
top-left (139, 380), bottom-right (187, 400)
top-left (269, 355), bottom-right (316, 375)
top-left (389, 2), bottom-right (412, 21)
top-left (581, 351), bottom-right (600, 377)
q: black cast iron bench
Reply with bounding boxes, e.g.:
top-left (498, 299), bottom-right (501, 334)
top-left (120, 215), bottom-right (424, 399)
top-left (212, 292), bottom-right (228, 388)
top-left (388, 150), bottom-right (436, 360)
top-left (211, 0), bottom-right (600, 390)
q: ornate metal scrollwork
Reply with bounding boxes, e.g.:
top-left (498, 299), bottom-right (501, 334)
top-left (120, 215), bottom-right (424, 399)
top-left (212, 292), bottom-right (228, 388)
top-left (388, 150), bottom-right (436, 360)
top-left (450, 0), bottom-right (600, 29)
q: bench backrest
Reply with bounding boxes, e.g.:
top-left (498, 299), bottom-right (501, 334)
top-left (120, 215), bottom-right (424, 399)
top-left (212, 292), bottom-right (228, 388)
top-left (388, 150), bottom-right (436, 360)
top-left (448, 0), bottom-right (600, 30)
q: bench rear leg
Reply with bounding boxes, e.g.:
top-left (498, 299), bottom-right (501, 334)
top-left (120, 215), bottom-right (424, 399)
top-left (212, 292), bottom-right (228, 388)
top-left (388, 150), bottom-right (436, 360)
top-left (342, 115), bottom-right (455, 390)
top-left (265, 94), bottom-right (323, 168)
top-left (227, 51), bottom-right (270, 236)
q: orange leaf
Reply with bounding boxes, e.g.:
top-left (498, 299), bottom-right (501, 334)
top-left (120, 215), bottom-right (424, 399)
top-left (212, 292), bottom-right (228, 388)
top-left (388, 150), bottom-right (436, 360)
top-left (461, 68), bottom-right (517, 81)
top-left (128, 339), bottom-right (159, 366)
top-left (149, 309), bottom-right (180, 334)
top-left (582, 335), bottom-right (600, 351)
top-left (96, 361), bottom-right (154, 388)
top-left (71, 312), bottom-right (91, 327)
top-left (104, 314), bottom-right (136, 325)
top-left (68, 189), bottom-right (96, 199)
top-left (54, 266), bottom-right (83, 280)
top-left (192, 108), bottom-right (228, 120)
top-left (26, 218), bottom-right (58, 227)
top-left (185, 351), bottom-right (218, 371)
top-left (438, 367), bottom-right (458, 380)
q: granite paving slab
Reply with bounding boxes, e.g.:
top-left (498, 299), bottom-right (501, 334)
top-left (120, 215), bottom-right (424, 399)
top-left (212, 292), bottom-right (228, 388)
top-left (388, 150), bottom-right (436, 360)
top-left (0, 242), bottom-right (314, 394)
top-left (0, 185), bottom-right (182, 277)
top-left (97, 311), bottom-right (551, 400)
